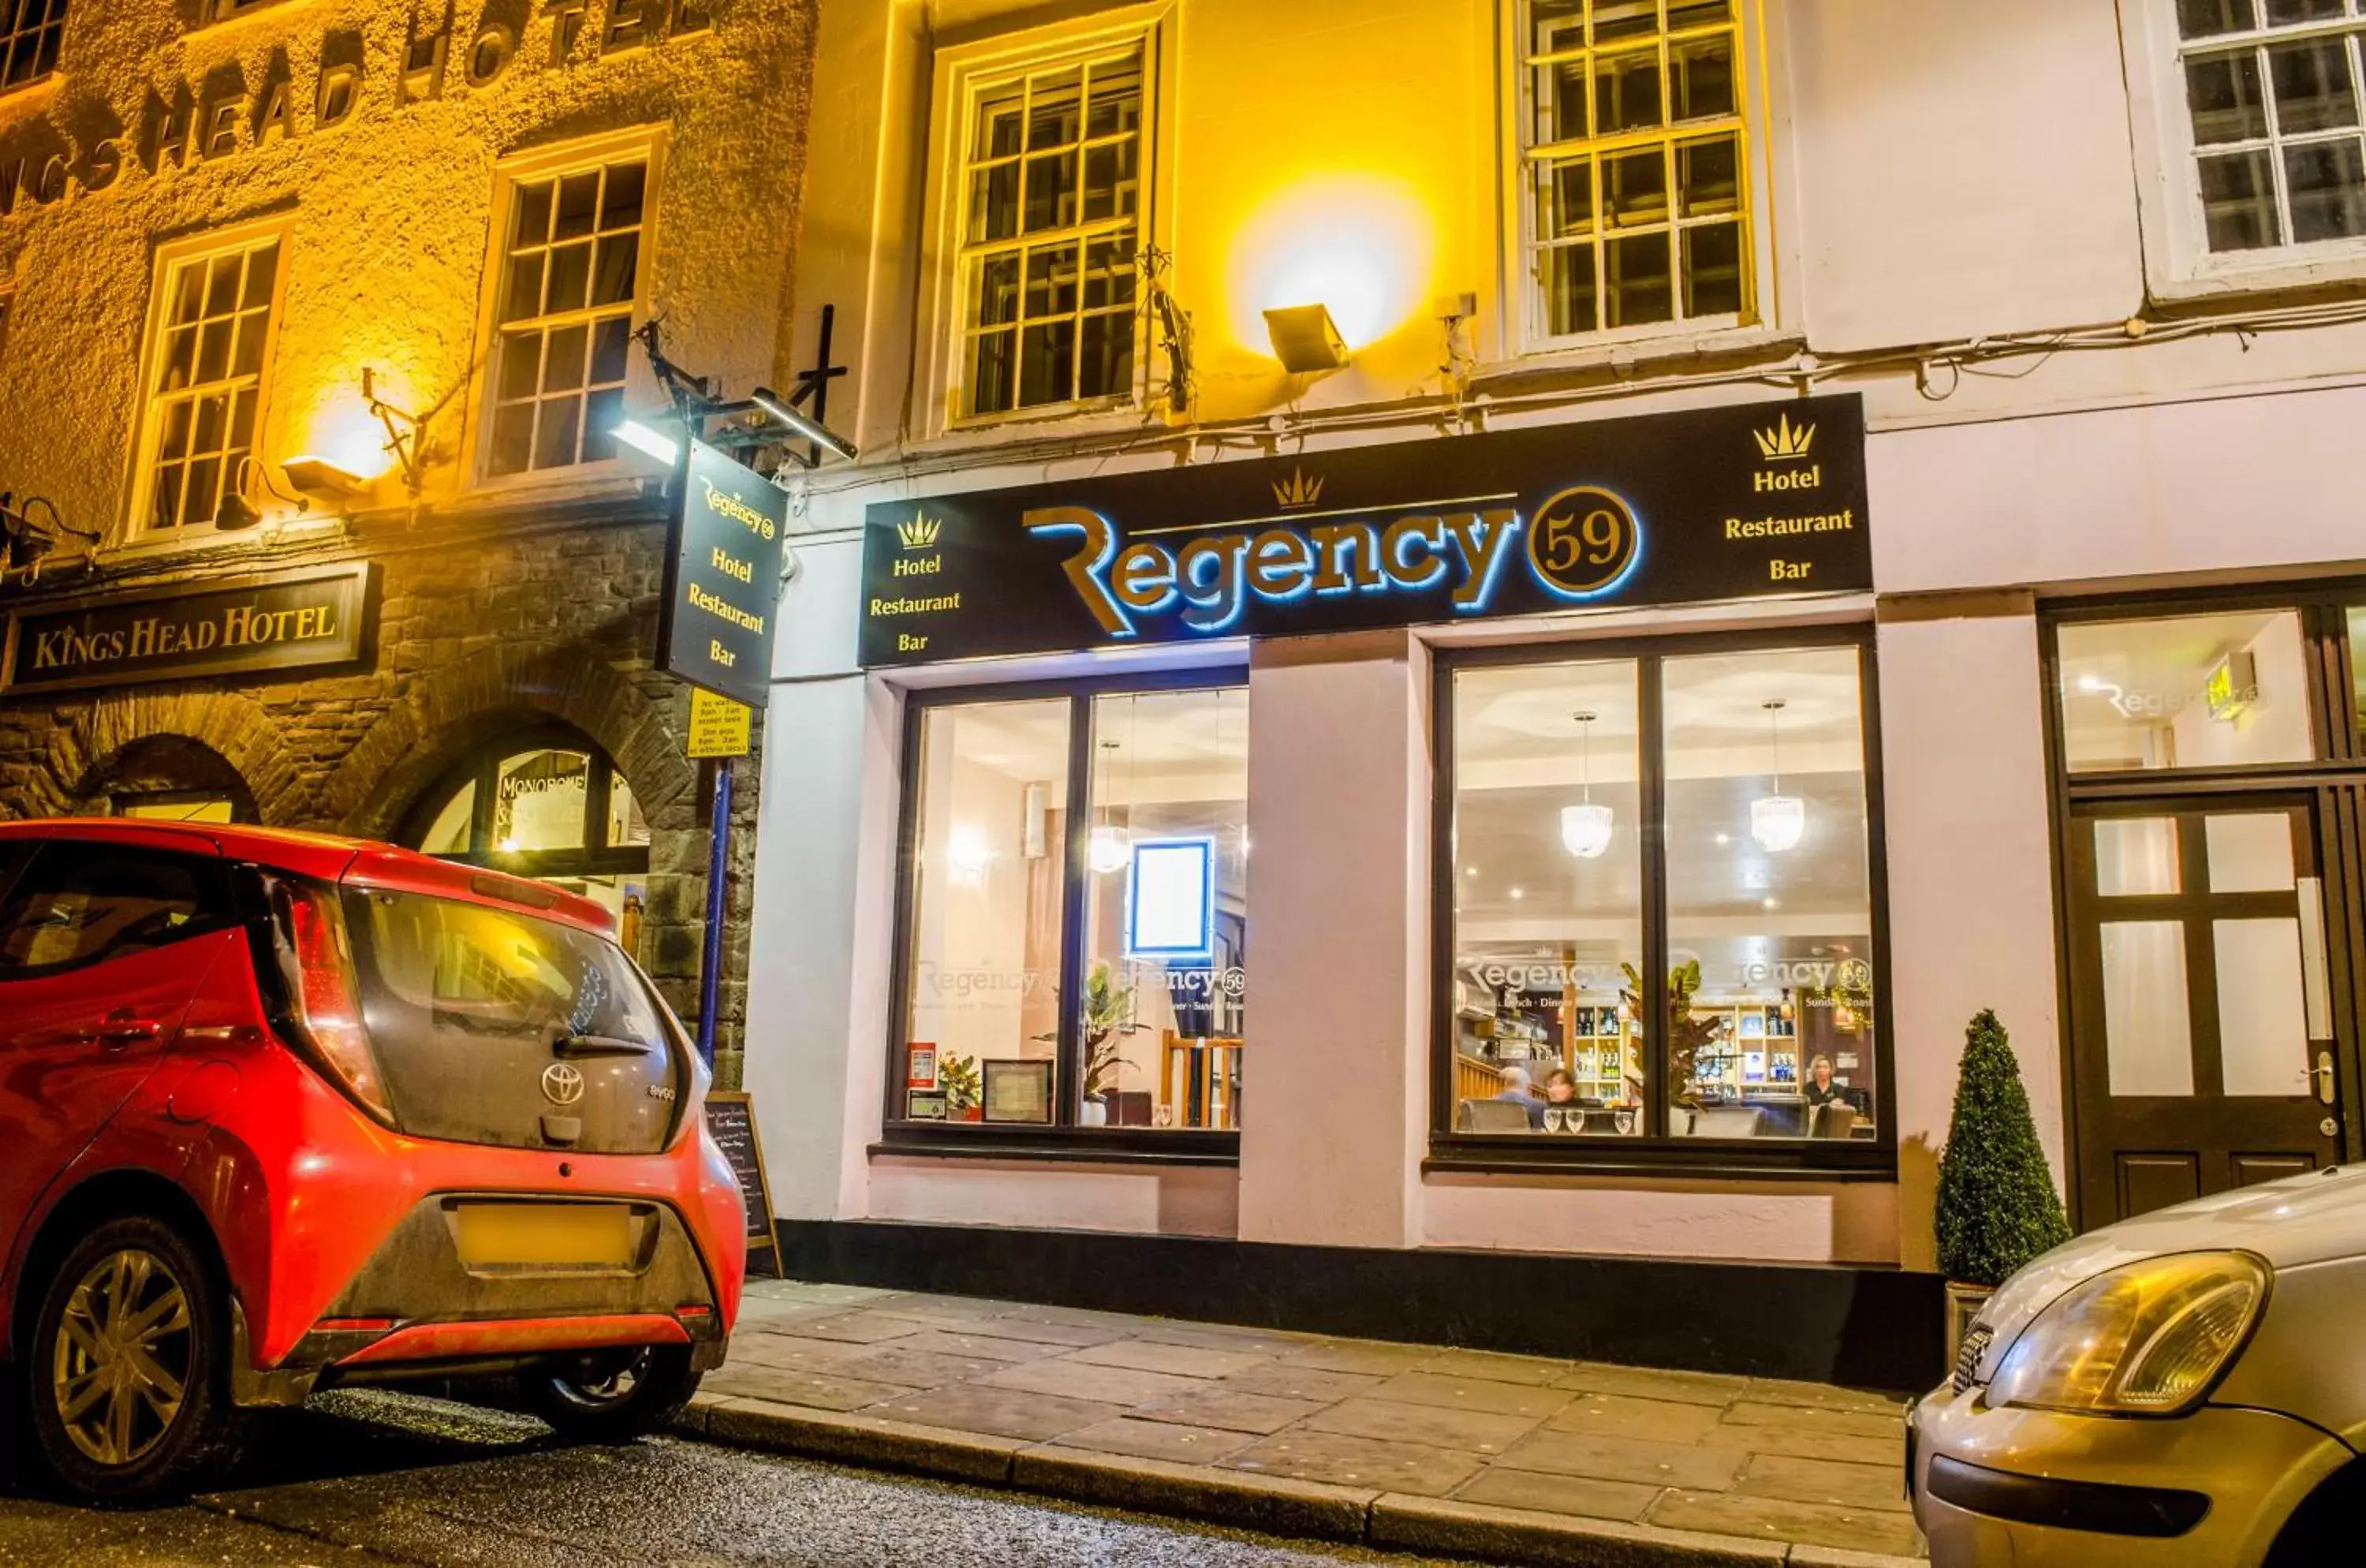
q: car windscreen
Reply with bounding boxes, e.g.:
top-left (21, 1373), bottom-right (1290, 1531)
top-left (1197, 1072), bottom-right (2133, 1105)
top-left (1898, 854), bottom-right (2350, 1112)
top-left (338, 886), bottom-right (681, 1152)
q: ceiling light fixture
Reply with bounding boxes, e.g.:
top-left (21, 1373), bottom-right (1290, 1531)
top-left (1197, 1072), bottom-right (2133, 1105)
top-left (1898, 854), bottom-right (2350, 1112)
top-left (1559, 710), bottom-right (1614, 861)
top-left (1750, 700), bottom-right (1806, 854)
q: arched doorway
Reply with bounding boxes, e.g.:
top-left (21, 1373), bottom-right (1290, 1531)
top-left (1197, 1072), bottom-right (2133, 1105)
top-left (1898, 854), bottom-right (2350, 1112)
top-left (85, 735), bottom-right (256, 823)
top-left (399, 724), bottom-right (652, 959)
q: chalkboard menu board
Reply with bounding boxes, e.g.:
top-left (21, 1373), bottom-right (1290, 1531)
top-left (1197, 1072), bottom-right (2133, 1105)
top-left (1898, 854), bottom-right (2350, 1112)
top-left (704, 1092), bottom-right (780, 1280)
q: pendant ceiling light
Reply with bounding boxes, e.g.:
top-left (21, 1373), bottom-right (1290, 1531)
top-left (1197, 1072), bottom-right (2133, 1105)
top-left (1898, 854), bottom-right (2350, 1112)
top-left (1751, 699), bottom-right (1806, 854)
top-left (1560, 710), bottom-right (1614, 861)
top-left (1089, 706), bottom-right (1138, 874)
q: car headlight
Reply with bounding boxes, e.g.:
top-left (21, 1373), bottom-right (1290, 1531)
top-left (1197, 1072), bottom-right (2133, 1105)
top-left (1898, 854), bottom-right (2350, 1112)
top-left (1987, 1251), bottom-right (2268, 1417)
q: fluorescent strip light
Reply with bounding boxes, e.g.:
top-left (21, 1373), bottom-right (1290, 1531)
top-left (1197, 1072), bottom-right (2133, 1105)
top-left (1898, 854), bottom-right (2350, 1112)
top-left (613, 416), bottom-right (682, 466)
top-left (751, 386), bottom-right (859, 463)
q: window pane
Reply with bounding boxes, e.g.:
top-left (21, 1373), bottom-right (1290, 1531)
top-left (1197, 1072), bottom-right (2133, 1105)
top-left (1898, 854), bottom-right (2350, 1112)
top-left (2269, 37), bottom-right (2358, 133)
top-left (1080, 689), bottom-right (1249, 1130)
top-left (2057, 610), bottom-right (2313, 772)
top-left (1023, 149), bottom-right (1079, 233)
top-left (1028, 67), bottom-right (1083, 151)
top-left (514, 180), bottom-right (554, 246)
top-left (1605, 230), bottom-right (1674, 327)
top-left (901, 700), bottom-right (1072, 1123)
top-left (242, 242), bottom-right (278, 307)
top-left (2103, 921), bottom-right (2196, 1095)
top-left (2206, 812), bottom-right (2295, 891)
top-left (1682, 222), bottom-right (1744, 316)
top-left (0, 848), bottom-right (223, 973)
top-left (970, 162), bottom-right (1021, 245)
top-left (1019, 319), bottom-right (1076, 406)
top-left (609, 771), bottom-right (651, 848)
top-left (543, 323), bottom-right (589, 393)
top-left (1531, 0), bottom-right (1586, 54)
top-left (1539, 156), bottom-right (1595, 239)
top-left (591, 234), bottom-right (640, 306)
top-left (532, 394), bottom-right (582, 469)
top-left (1087, 54), bottom-right (1143, 138)
top-left (489, 401), bottom-right (535, 475)
top-left (2199, 148), bottom-right (2285, 249)
top-left (2095, 817), bottom-right (2181, 896)
top-left (1663, 648), bottom-right (1875, 1141)
top-left (2178, 0), bottom-right (2257, 38)
top-left (1595, 47), bottom-right (1664, 136)
top-left (1025, 243), bottom-right (1079, 319)
top-left (599, 162), bottom-right (647, 231)
top-left (1082, 140), bottom-right (1137, 222)
top-left (1677, 134), bottom-right (1741, 217)
top-left (2266, 0), bottom-right (2345, 22)
top-left (2186, 52), bottom-right (2270, 144)
top-left (2285, 139), bottom-right (2366, 241)
top-left (1084, 232), bottom-right (1138, 311)
top-left (546, 239), bottom-right (592, 314)
top-left (1603, 147), bottom-right (1669, 228)
top-left (1540, 244), bottom-right (1599, 337)
top-left (975, 80), bottom-right (1024, 161)
top-left (492, 749), bottom-right (590, 853)
top-left (967, 329), bottom-right (1017, 416)
top-left (1595, 0), bottom-right (1658, 45)
top-left (2215, 918), bottom-right (2313, 1094)
top-left (1671, 35), bottom-right (1736, 121)
top-left (420, 781), bottom-right (476, 855)
top-left (502, 252), bottom-right (545, 324)
top-left (1538, 58), bottom-right (1588, 143)
top-left (1450, 661), bottom-right (1646, 1137)
top-left (554, 171), bottom-right (600, 240)
top-left (972, 253), bottom-right (1022, 329)
top-left (1077, 310), bottom-right (1133, 400)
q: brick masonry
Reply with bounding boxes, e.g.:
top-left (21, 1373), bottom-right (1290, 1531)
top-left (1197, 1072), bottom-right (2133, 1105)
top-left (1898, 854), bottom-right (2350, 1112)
top-left (0, 505), bottom-right (767, 1079)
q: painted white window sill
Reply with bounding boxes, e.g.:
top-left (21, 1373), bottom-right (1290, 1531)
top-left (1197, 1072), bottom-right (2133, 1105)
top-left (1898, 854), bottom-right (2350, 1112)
top-left (2147, 245), bottom-right (2366, 305)
top-left (1471, 324), bottom-right (1805, 391)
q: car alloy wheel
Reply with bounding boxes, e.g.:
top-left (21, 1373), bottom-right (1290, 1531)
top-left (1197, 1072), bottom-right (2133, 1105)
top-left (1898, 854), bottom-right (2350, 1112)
top-left (50, 1246), bottom-right (195, 1468)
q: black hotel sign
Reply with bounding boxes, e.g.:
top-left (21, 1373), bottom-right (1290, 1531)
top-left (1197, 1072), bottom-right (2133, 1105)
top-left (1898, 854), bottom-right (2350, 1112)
top-left (860, 394), bottom-right (1872, 668)
top-left (659, 439), bottom-right (789, 710)
top-left (0, 566), bottom-right (371, 695)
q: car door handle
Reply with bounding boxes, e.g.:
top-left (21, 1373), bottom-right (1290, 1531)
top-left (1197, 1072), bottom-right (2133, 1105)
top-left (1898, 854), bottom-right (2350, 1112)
top-left (92, 1015), bottom-right (163, 1051)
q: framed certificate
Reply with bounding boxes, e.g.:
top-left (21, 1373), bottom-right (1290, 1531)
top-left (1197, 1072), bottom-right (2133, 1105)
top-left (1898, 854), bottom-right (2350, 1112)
top-left (982, 1058), bottom-right (1054, 1123)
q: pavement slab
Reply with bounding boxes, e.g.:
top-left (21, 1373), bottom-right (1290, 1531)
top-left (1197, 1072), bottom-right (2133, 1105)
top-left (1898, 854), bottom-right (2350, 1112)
top-left (681, 1279), bottom-right (1927, 1562)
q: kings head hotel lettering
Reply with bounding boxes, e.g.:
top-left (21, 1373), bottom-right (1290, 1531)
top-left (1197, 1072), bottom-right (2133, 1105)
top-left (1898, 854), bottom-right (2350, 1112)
top-left (1, 567), bottom-right (373, 695)
top-left (859, 394), bottom-right (1871, 668)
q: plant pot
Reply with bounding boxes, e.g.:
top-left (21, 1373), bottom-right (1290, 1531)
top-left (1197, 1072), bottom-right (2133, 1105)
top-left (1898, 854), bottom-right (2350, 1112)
top-left (1945, 1280), bottom-right (1994, 1368)
top-left (1080, 1096), bottom-right (1108, 1126)
top-left (957, 1106), bottom-right (982, 1122)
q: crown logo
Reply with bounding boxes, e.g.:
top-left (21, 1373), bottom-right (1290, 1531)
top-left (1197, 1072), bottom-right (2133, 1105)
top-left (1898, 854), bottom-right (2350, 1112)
top-left (898, 513), bottom-right (942, 550)
top-left (1753, 413), bottom-right (1816, 461)
top-left (1271, 467), bottom-right (1326, 510)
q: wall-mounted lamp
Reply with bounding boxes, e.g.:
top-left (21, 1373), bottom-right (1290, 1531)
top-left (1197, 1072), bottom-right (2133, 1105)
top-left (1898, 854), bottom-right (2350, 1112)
top-left (1263, 303), bottom-right (1350, 373)
top-left (750, 386), bottom-right (857, 465)
top-left (281, 456), bottom-right (369, 498)
top-left (612, 417), bottom-right (683, 467)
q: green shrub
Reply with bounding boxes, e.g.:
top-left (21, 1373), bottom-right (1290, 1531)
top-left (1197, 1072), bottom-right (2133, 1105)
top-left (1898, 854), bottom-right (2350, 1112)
top-left (1937, 1010), bottom-right (2072, 1287)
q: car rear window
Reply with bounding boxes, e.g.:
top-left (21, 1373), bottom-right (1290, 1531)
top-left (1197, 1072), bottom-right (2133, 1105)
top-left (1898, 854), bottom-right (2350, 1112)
top-left (341, 887), bottom-right (673, 1057)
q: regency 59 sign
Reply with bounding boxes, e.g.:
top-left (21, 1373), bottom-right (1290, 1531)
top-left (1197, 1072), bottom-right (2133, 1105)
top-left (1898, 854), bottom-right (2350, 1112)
top-left (859, 394), bottom-right (1869, 668)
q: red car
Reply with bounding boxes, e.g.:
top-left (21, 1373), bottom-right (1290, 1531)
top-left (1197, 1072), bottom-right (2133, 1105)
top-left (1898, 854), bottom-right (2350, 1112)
top-left (0, 819), bottom-right (745, 1500)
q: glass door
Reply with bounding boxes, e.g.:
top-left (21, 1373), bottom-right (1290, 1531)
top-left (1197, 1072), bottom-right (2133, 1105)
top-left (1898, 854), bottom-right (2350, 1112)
top-left (2065, 798), bottom-right (2341, 1222)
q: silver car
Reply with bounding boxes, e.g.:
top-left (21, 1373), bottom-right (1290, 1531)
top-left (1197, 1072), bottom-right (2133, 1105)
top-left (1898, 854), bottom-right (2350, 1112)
top-left (1911, 1164), bottom-right (2366, 1566)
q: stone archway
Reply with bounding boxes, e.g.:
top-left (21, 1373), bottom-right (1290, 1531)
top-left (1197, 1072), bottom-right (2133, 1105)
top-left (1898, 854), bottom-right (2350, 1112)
top-left (317, 641), bottom-right (696, 842)
top-left (24, 689), bottom-right (302, 823)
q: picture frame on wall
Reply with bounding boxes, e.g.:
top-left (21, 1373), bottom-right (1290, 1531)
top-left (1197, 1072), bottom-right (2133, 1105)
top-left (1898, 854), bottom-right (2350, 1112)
top-left (982, 1058), bottom-right (1054, 1124)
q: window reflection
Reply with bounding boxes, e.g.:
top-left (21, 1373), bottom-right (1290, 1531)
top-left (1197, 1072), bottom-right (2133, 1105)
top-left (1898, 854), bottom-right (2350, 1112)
top-left (2058, 610), bottom-right (2313, 773)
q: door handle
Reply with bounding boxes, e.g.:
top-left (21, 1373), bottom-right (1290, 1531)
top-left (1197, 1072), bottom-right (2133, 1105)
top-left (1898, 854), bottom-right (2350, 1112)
top-left (2316, 1051), bottom-right (2338, 1107)
top-left (93, 1015), bottom-right (162, 1051)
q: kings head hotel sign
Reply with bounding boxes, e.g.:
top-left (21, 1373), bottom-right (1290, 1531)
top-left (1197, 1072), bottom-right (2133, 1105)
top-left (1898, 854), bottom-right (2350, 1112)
top-left (1, 566), bottom-right (372, 695)
top-left (659, 439), bottom-right (790, 710)
top-left (860, 394), bottom-right (1871, 667)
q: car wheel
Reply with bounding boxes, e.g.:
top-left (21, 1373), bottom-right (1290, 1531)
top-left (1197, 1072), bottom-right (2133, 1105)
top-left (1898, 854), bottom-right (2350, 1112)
top-left (24, 1216), bottom-right (244, 1502)
top-left (524, 1344), bottom-right (701, 1443)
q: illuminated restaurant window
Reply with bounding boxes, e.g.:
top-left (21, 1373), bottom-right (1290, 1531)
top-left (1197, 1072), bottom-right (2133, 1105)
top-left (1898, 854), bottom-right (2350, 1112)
top-left (2055, 609), bottom-right (2317, 773)
top-left (891, 678), bottom-right (1248, 1137)
top-left (1440, 633), bottom-right (1887, 1165)
top-left (403, 732), bottom-right (651, 950)
top-left (953, 39), bottom-right (1148, 420)
top-left (1, 0), bottom-right (65, 91)
top-left (136, 233), bottom-right (282, 533)
top-left (1517, 0), bottom-right (1753, 342)
top-left (486, 154), bottom-right (651, 476)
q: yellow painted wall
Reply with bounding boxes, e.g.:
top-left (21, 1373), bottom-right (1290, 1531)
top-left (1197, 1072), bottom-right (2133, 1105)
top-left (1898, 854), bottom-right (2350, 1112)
top-left (0, 0), bottom-right (815, 540)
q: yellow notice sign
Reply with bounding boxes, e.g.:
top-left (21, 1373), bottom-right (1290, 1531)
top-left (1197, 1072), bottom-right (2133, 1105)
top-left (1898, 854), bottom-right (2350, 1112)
top-left (686, 689), bottom-right (752, 759)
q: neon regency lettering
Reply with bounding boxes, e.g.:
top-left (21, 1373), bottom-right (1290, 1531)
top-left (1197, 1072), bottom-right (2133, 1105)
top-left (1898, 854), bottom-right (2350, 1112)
top-left (1026, 506), bottom-right (1524, 637)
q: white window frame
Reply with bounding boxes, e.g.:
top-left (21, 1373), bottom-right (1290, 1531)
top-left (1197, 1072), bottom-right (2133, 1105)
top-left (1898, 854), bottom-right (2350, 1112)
top-left (2125, 0), bottom-right (2366, 300)
top-left (1498, 0), bottom-right (1780, 358)
top-left (0, 0), bottom-right (65, 95)
top-left (463, 125), bottom-right (667, 493)
top-left (122, 216), bottom-right (293, 543)
top-left (913, 4), bottom-right (1177, 440)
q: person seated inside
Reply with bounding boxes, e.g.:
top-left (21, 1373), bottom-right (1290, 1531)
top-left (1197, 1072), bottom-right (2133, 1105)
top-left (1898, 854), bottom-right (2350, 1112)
top-left (1804, 1054), bottom-right (1847, 1109)
top-left (1492, 1066), bottom-right (1547, 1130)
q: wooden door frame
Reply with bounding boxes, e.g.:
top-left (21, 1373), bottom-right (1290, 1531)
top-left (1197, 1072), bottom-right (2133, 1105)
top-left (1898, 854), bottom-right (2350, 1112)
top-left (2039, 584), bottom-right (2366, 1232)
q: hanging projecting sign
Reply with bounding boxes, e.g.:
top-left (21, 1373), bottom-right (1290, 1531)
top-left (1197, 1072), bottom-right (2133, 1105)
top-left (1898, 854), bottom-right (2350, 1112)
top-left (659, 439), bottom-right (789, 710)
top-left (860, 394), bottom-right (1870, 668)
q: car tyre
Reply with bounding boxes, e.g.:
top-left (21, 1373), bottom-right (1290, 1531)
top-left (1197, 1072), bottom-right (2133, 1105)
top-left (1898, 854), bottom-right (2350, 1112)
top-left (524, 1344), bottom-right (701, 1443)
top-left (24, 1215), bottom-right (245, 1503)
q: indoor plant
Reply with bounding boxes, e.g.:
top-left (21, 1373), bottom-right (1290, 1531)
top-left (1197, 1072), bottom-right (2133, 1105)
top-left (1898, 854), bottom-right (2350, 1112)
top-left (1079, 960), bottom-right (1144, 1125)
top-left (1935, 1009), bottom-right (2072, 1357)
top-left (939, 1053), bottom-right (982, 1122)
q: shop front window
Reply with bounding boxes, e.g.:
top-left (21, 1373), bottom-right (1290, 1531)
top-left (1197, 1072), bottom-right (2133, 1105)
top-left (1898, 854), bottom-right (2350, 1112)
top-left (892, 678), bottom-right (1248, 1137)
top-left (1440, 633), bottom-right (1886, 1162)
top-left (2057, 609), bottom-right (2316, 773)
top-left (401, 732), bottom-right (651, 956)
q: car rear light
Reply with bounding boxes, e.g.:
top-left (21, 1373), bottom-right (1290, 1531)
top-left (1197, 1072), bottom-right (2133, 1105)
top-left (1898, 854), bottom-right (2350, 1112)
top-left (315, 1316), bottom-right (398, 1333)
top-left (674, 1304), bottom-right (713, 1320)
top-left (266, 876), bottom-right (397, 1126)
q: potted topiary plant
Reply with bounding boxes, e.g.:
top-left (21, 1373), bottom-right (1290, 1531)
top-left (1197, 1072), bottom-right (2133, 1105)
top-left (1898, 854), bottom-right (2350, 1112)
top-left (1079, 960), bottom-right (1145, 1126)
top-left (1936, 1009), bottom-right (2072, 1359)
